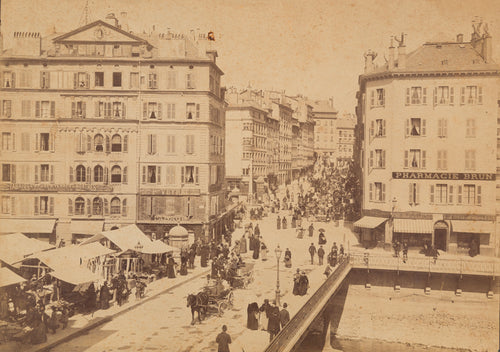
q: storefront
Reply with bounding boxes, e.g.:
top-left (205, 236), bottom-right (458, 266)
top-left (393, 219), bottom-right (434, 249)
top-left (353, 216), bottom-right (388, 248)
top-left (450, 220), bottom-right (495, 256)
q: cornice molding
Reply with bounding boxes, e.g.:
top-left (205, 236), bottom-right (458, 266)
top-left (360, 69), bottom-right (500, 83)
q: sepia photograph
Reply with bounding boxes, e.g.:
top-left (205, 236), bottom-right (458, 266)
top-left (0, 0), bottom-right (499, 351)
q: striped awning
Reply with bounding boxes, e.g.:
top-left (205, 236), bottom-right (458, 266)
top-left (394, 219), bottom-right (433, 234)
top-left (452, 220), bottom-right (495, 234)
top-left (353, 216), bottom-right (388, 229)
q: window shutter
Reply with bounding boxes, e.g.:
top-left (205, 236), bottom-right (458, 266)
top-left (34, 197), bottom-right (39, 215)
top-left (416, 184), bottom-right (420, 204)
top-left (11, 165), bottom-right (16, 183)
top-left (147, 135), bottom-right (152, 154)
top-left (34, 165), bottom-right (39, 184)
top-left (104, 167), bottom-right (109, 184)
top-left (158, 103), bottom-right (162, 119)
top-left (142, 166), bottom-right (146, 184)
top-left (369, 183), bottom-right (373, 201)
top-left (448, 185), bottom-right (453, 204)
top-left (86, 198), bottom-right (91, 215)
top-left (85, 73), bottom-right (90, 89)
top-left (196, 104), bottom-right (200, 119)
top-left (460, 87), bottom-right (465, 105)
top-left (35, 133), bottom-right (40, 152)
top-left (12, 133), bottom-right (16, 152)
top-left (405, 119), bottom-right (409, 137)
top-left (433, 87), bottom-right (437, 106)
top-left (369, 151), bottom-right (373, 168)
top-left (143, 103), bottom-right (147, 120)
top-left (50, 133), bottom-right (55, 152)
top-left (95, 102), bottom-right (100, 117)
top-left (35, 101), bottom-right (41, 118)
top-left (81, 102), bottom-right (85, 118)
top-left (370, 121), bottom-right (374, 137)
top-left (122, 102), bottom-right (126, 118)
top-left (105, 135), bottom-right (110, 153)
top-left (104, 199), bottom-right (109, 216)
top-left (195, 167), bottom-right (199, 184)
top-left (11, 197), bottom-right (16, 215)
top-left (40, 72), bottom-right (44, 88)
top-left (443, 119), bottom-right (447, 137)
top-left (123, 166), bottom-right (128, 184)
top-left (405, 88), bottom-right (410, 105)
top-left (86, 167), bottom-right (91, 184)
top-left (49, 197), bottom-right (54, 216)
top-left (476, 186), bottom-right (481, 205)
top-left (69, 166), bottom-right (74, 183)
top-left (106, 103), bottom-right (112, 118)
top-left (404, 150), bottom-right (409, 168)
top-left (153, 135), bottom-right (157, 154)
top-left (449, 87), bottom-right (454, 105)
top-left (122, 199), bottom-right (127, 217)
top-left (123, 135), bottom-right (128, 153)
top-left (87, 134), bottom-right (92, 152)
top-left (421, 150), bottom-right (426, 168)
top-left (50, 101), bottom-right (55, 118)
top-left (382, 150), bottom-right (386, 168)
top-left (50, 165), bottom-right (54, 183)
top-left (73, 73), bottom-right (78, 89)
top-left (408, 184), bottom-right (413, 205)
top-left (11, 73), bottom-right (15, 88)
top-left (181, 166), bottom-right (185, 184)
top-left (186, 135), bottom-right (190, 154)
top-left (422, 88), bottom-right (427, 104)
top-left (381, 183), bottom-right (386, 201)
top-left (157, 166), bottom-right (161, 185)
top-left (443, 150), bottom-right (447, 169)
top-left (437, 119), bottom-right (442, 137)
top-left (477, 86), bottom-right (483, 104)
top-left (68, 199), bottom-right (73, 216)
top-left (430, 185), bottom-right (434, 204)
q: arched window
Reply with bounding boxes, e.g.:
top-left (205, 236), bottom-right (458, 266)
top-left (93, 197), bottom-right (103, 215)
top-left (75, 197), bottom-right (85, 215)
top-left (111, 165), bottom-right (122, 183)
top-left (111, 134), bottom-right (122, 152)
top-left (110, 197), bottom-right (121, 214)
top-left (94, 134), bottom-right (104, 152)
top-left (76, 165), bottom-right (86, 182)
top-left (94, 165), bottom-right (103, 182)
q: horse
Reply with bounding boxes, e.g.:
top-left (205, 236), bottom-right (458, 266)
top-left (186, 291), bottom-right (209, 325)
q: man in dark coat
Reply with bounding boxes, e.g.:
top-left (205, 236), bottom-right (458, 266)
top-left (317, 245), bottom-right (325, 265)
top-left (254, 224), bottom-right (260, 237)
top-left (188, 246), bottom-right (196, 269)
top-left (267, 301), bottom-right (281, 341)
top-left (279, 303), bottom-right (290, 328)
top-left (259, 299), bottom-right (272, 331)
top-left (247, 302), bottom-right (259, 330)
top-left (308, 243), bottom-right (316, 265)
top-left (99, 281), bottom-right (111, 310)
top-left (308, 223), bottom-right (314, 237)
top-left (215, 325), bottom-right (232, 352)
top-left (276, 216), bottom-right (281, 230)
top-left (252, 236), bottom-right (260, 260)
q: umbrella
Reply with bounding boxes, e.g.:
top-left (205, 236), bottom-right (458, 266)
top-left (319, 228), bottom-right (326, 232)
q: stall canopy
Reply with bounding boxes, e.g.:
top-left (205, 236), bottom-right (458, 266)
top-left (393, 219), bottom-right (433, 234)
top-left (0, 267), bottom-right (26, 288)
top-left (452, 220), bottom-right (494, 234)
top-left (353, 216), bottom-right (388, 229)
top-left (0, 219), bottom-right (56, 234)
top-left (81, 224), bottom-right (176, 254)
top-left (0, 233), bottom-right (55, 265)
top-left (70, 220), bottom-right (105, 235)
top-left (50, 266), bottom-right (101, 285)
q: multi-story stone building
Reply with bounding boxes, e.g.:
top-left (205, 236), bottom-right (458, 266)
top-left (355, 28), bottom-right (499, 256)
top-left (336, 113), bottom-right (356, 164)
top-left (310, 98), bottom-right (339, 163)
top-left (288, 95), bottom-right (315, 177)
top-left (0, 14), bottom-right (230, 244)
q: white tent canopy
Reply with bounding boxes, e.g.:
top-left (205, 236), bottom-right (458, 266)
top-left (0, 267), bottom-right (26, 288)
top-left (80, 224), bottom-right (176, 254)
top-left (0, 232), bottom-right (55, 265)
top-left (50, 266), bottom-right (101, 285)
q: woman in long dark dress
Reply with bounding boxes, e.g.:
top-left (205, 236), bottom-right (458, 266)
top-left (282, 217), bottom-right (287, 230)
top-left (298, 272), bottom-right (309, 296)
top-left (252, 237), bottom-right (260, 259)
top-left (240, 234), bottom-right (247, 254)
top-left (292, 269), bottom-right (300, 295)
top-left (276, 216), bottom-right (281, 230)
top-left (166, 255), bottom-right (176, 278)
top-left (247, 302), bottom-right (259, 330)
top-left (99, 282), bottom-right (111, 310)
top-left (200, 244), bottom-right (209, 267)
top-left (180, 251), bottom-right (188, 276)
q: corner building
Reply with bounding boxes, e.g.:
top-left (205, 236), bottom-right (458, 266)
top-left (0, 15), bottom-right (228, 244)
top-left (355, 29), bottom-right (499, 256)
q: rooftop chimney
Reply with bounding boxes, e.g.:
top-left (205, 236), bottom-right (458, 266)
top-left (363, 49), bottom-right (377, 73)
top-left (105, 13), bottom-right (118, 28)
top-left (388, 37), bottom-right (395, 69)
top-left (328, 97), bottom-right (334, 108)
top-left (120, 12), bottom-right (129, 32)
top-left (395, 33), bottom-right (406, 69)
top-left (482, 31), bottom-right (492, 63)
top-left (456, 33), bottom-right (464, 43)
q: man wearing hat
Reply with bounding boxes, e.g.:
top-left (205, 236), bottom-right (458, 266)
top-left (267, 300), bottom-right (281, 341)
top-left (308, 243), bottom-right (316, 265)
top-left (279, 303), bottom-right (290, 328)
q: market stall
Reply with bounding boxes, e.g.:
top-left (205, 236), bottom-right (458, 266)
top-left (0, 233), bottom-right (54, 267)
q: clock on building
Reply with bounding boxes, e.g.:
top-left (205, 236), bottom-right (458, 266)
top-left (94, 28), bottom-right (104, 40)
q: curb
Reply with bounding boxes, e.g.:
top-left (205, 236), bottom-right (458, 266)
top-left (29, 269), bottom-right (210, 352)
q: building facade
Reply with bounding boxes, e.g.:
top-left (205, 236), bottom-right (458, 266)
top-left (311, 99), bottom-right (339, 163)
top-left (355, 28), bottom-right (499, 256)
top-left (336, 113), bottom-right (356, 164)
top-left (0, 15), bottom-right (230, 245)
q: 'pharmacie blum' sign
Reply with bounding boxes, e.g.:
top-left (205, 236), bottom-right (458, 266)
top-left (392, 172), bottom-right (496, 181)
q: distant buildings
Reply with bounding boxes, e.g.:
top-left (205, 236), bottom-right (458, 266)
top-left (310, 99), bottom-right (338, 162)
top-left (355, 27), bottom-right (499, 257)
top-left (0, 14), bottom-right (233, 245)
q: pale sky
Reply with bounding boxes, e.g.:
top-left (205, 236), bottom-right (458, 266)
top-left (1, 0), bottom-right (499, 113)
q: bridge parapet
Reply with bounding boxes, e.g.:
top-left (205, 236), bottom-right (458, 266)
top-left (264, 255), bottom-right (352, 352)
top-left (351, 253), bottom-right (499, 276)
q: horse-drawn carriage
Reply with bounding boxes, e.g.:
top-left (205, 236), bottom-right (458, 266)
top-left (187, 281), bottom-right (234, 324)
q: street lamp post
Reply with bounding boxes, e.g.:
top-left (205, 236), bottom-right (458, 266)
top-left (135, 241), bottom-right (143, 272)
top-left (274, 245), bottom-right (283, 306)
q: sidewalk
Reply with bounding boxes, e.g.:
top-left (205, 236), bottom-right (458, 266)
top-left (1, 263), bottom-right (210, 352)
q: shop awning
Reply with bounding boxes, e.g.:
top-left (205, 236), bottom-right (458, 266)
top-left (0, 219), bottom-right (55, 234)
top-left (71, 220), bottom-right (104, 235)
top-left (80, 224), bottom-right (174, 254)
top-left (0, 233), bottom-right (55, 265)
top-left (0, 267), bottom-right (27, 288)
top-left (50, 266), bottom-right (101, 285)
top-left (452, 220), bottom-right (495, 234)
top-left (394, 219), bottom-right (433, 234)
top-left (353, 216), bottom-right (388, 229)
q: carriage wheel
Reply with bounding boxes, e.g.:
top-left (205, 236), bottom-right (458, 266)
top-left (218, 301), bottom-right (228, 316)
top-left (227, 291), bottom-right (234, 308)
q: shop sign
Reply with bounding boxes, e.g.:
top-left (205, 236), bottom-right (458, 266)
top-left (392, 172), bottom-right (495, 181)
top-left (140, 188), bottom-right (201, 196)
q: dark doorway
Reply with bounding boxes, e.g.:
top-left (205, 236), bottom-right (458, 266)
top-left (434, 229), bottom-right (447, 251)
